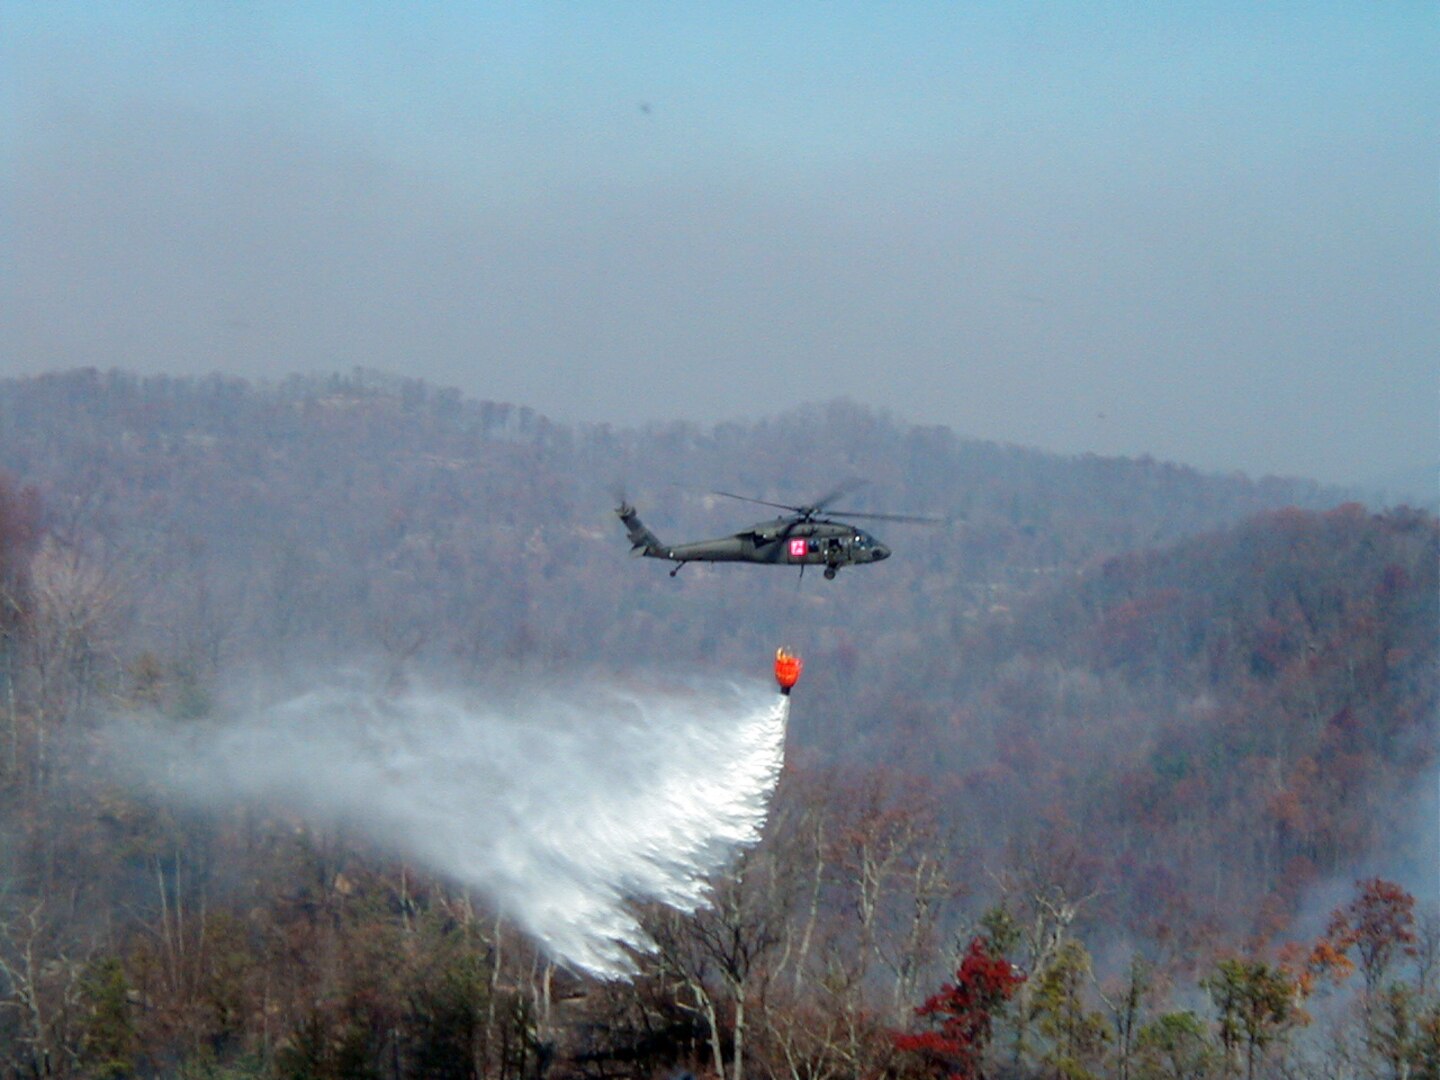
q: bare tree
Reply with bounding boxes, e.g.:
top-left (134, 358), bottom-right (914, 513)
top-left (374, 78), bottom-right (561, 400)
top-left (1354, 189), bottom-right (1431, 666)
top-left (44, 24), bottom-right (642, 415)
top-left (17, 536), bottom-right (131, 791)
top-left (0, 899), bottom-right (89, 1077)
top-left (647, 845), bottom-right (792, 1080)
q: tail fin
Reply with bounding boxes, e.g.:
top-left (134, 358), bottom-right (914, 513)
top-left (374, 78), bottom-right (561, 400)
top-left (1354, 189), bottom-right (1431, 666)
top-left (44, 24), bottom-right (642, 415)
top-left (616, 503), bottom-right (665, 556)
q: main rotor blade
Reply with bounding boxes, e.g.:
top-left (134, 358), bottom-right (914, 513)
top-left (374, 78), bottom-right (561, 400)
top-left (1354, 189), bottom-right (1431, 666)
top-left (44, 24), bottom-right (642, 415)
top-left (823, 509), bottom-right (948, 525)
top-left (712, 490), bottom-right (805, 514)
top-left (810, 478), bottom-right (868, 513)
top-left (712, 484), bottom-right (941, 525)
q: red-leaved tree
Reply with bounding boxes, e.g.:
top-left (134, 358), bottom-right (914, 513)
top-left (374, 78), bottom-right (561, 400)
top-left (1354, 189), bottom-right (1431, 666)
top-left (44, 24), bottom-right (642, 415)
top-left (893, 936), bottom-right (1026, 1080)
top-left (1320, 877), bottom-right (1418, 995)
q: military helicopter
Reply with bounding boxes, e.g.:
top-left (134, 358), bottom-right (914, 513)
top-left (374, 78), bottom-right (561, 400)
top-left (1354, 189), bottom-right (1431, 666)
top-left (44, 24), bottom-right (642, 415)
top-left (616, 483), bottom-right (939, 580)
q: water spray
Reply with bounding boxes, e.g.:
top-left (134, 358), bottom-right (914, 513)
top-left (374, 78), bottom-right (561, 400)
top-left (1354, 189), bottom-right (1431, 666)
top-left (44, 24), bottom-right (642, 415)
top-left (103, 658), bottom-right (798, 979)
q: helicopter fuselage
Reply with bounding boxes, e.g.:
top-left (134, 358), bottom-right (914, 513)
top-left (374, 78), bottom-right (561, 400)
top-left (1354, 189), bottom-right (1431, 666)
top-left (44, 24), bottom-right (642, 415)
top-left (664, 519), bottom-right (890, 566)
top-left (618, 503), bottom-right (890, 579)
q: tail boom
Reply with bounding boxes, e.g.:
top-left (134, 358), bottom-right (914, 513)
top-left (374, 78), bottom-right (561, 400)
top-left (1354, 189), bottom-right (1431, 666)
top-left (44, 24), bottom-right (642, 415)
top-left (616, 503), bottom-right (666, 558)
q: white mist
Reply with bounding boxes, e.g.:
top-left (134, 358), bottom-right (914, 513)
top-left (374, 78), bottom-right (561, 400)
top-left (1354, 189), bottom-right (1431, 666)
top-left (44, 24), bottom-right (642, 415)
top-left (108, 676), bottom-right (788, 977)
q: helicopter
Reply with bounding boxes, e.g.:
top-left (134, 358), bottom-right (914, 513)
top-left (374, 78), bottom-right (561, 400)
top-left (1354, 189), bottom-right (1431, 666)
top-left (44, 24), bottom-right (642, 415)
top-left (616, 483), bottom-right (939, 580)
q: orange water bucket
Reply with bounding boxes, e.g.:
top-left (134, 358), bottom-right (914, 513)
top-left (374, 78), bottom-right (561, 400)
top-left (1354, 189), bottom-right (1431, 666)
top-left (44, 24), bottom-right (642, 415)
top-left (774, 648), bottom-right (803, 695)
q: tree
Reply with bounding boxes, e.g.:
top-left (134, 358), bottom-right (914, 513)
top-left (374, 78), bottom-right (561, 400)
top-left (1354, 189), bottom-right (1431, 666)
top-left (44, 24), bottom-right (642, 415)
top-left (987, 834), bottom-right (1100, 1068)
top-left (1321, 878), bottom-right (1418, 997)
top-left (893, 936), bottom-right (1025, 1080)
top-left (826, 770), bottom-right (956, 1019)
top-left (647, 847), bottom-right (790, 1080)
top-left (0, 473), bottom-right (40, 782)
top-left (1202, 959), bottom-right (1300, 1080)
top-left (1313, 879), bottom-right (1426, 1079)
top-left (1098, 954), bottom-right (1154, 1080)
top-left (0, 473), bottom-right (40, 634)
top-left (0, 900), bottom-right (87, 1079)
top-left (1030, 938), bottom-right (1110, 1078)
top-left (15, 535), bottom-right (130, 795)
top-left (1135, 1011), bottom-right (1218, 1080)
top-left (78, 956), bottom-right (139, 1079)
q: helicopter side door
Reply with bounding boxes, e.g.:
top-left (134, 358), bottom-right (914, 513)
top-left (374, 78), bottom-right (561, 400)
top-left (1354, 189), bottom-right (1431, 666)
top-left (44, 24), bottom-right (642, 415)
top-left (786, 533), bottom-right (850, 566)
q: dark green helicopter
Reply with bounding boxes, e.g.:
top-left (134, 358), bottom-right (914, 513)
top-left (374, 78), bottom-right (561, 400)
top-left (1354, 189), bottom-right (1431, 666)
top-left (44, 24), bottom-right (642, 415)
top-left (616, 484), bottom-right (938, 579)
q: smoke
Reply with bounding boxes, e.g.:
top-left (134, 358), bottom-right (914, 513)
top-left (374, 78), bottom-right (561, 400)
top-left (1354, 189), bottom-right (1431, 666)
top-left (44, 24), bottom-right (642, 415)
top-left (104, 675), bottom-right (788, 978)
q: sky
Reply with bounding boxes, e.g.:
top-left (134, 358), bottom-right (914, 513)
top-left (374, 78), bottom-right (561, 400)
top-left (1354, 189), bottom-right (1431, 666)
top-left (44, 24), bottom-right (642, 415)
top-left (3, 2), bottom-right (1436, 487)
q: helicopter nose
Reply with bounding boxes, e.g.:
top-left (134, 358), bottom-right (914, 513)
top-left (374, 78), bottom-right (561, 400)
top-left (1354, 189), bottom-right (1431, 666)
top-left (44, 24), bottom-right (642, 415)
top-left (871, 545), bottom-right (890, 561)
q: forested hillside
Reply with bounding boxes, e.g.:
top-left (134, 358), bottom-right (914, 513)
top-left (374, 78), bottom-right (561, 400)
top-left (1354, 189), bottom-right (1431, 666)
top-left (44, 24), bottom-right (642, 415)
top-left (0, 368), bottom-right (1434, 1078)
top-left (926, 505), bottom-right (1437, 954)
top-left (0, 368), bottom-right (1343, 682)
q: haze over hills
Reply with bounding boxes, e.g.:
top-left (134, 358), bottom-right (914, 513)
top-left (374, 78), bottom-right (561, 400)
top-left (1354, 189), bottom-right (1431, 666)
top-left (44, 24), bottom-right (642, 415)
top-left (5, 5), bottom-right (1432, 1071)
top-left (0, 366), bottom-right (1365, 702)
top-left (0, 367), bottom-right (1434, 1076)
top-left (1355, 461), bottom-right (1440, 513)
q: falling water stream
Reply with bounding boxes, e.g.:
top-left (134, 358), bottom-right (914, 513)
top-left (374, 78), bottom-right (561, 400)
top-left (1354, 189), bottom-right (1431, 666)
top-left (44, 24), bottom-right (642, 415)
top-left (107, 676), bottom-right (788, 977)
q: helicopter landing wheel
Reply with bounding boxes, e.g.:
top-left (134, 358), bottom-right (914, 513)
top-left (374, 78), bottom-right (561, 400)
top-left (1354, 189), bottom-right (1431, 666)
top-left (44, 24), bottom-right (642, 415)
top-left (823, 566), bottom-right (837, 580)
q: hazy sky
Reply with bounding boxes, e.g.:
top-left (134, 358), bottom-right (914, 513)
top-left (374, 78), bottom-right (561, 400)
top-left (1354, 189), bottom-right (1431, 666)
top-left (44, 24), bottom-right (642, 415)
top-left (4, 3), bottom-right (1436, 485)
